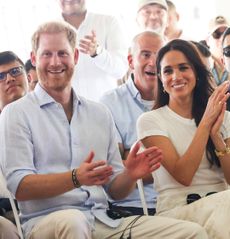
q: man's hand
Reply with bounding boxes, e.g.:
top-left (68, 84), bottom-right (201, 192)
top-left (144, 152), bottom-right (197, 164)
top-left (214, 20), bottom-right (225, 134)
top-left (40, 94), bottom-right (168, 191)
top-left (79, 30), bottom-right (98, 56)
top-left (76, 151), bottom-right (113, 186)
top-left (125, 142), bottom-right (162, 181)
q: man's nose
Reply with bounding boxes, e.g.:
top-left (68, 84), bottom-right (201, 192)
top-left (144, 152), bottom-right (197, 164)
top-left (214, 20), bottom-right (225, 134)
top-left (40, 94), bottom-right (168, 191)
top-left (5, 72), bottom-right (16, 83)
top-left (50, 54), bottom-right (61, 65)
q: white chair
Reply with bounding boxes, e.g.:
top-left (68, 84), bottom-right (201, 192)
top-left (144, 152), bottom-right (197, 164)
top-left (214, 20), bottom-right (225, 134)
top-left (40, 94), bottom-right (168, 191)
top-left (137, 179), bottom-right (149, 215)
top-left (0, 171), bottom-right (24, 239)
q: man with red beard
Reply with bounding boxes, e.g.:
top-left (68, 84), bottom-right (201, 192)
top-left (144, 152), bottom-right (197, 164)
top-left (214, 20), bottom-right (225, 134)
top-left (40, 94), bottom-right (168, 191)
top-left (0, 21), bottom-right (208, 239)
top-left (0, 50), bottom-right (28, 238)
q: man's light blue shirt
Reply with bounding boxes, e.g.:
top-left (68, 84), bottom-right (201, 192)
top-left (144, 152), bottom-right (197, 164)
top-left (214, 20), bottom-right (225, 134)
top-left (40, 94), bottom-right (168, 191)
top-left (100, 76), bottom-right (157, 209)
top-left (0, 84), bottom-right (124, 237)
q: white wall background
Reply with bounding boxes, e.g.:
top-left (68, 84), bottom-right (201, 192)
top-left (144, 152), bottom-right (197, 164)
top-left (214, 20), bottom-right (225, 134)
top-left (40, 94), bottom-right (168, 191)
top-left (0, 0), bottom-right (229, 62)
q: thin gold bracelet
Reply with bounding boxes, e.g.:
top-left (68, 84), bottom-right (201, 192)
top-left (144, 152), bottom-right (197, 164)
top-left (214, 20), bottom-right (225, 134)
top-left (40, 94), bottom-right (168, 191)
top-left (214, 146), bottom-right (230, 157)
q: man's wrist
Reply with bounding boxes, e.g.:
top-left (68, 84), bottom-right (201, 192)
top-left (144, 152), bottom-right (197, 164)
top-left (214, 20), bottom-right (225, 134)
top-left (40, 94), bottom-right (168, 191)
top-left (72, 168), bottom-right (81, 188)
top-left (91, 45), bottom-right (103, 58)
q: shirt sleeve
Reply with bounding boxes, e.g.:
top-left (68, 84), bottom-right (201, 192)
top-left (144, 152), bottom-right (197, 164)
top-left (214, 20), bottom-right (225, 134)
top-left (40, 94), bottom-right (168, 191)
top-left (0, 104), bottom-right (36, 196)
top-left (136, 111), bottom-right (168, 141)
top-left (91, 16), bottom-right (128, 79)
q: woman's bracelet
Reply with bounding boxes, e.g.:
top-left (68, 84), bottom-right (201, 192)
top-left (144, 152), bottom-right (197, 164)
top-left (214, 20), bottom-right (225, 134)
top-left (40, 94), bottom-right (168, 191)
top-left (72, 168), bottom-right (81, 188)
top-left (214, 146), bottom-right (230, 157)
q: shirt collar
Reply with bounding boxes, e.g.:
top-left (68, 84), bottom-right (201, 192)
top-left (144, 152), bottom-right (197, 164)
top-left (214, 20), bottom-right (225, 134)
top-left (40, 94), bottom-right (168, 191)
top-left (34, 83), bottom-right (81, 107)
top-left (127, 74), bottom-right (141, 100)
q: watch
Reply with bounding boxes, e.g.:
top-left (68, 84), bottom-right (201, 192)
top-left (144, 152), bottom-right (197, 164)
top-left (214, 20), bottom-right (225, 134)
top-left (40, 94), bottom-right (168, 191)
top-left (91, 45), bottom-right (103, 58)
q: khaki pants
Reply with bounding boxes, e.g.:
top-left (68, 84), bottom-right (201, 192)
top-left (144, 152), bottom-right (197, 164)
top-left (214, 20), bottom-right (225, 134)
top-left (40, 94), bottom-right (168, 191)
top-left (158, 189), bottom-right (230, 239)
top-left (0, 216), bottom-right (19, 239)
top-left (27, 209), bottom-right (207, 239)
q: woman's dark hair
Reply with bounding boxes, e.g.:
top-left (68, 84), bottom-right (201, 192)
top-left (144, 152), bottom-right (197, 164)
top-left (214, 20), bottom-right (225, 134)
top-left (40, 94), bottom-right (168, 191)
top-left (0, 51), bottom-right (24, 67)
top-left (222, 27), bottom-right (230, 45)
top-left (155, 39), bottom-right (220, 167)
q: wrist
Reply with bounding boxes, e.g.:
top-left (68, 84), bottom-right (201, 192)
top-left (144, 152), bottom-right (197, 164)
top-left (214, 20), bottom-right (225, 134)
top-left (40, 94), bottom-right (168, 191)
top-left (215, 145), bottom-right (230, 157)
top-left (91, 45), bottom-right (103, 58)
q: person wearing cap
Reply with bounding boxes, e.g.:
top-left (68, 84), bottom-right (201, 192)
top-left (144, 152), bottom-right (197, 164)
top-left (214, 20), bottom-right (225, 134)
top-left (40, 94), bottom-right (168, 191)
top-left (206, 15), bottom-right (230, 85)
top-left (136, 0), bottom-right (168, 36)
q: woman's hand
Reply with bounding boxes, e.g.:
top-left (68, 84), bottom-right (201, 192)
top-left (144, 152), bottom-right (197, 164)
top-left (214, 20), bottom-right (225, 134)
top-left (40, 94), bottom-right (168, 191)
top-left (202, 82), bottom-right (229, 130)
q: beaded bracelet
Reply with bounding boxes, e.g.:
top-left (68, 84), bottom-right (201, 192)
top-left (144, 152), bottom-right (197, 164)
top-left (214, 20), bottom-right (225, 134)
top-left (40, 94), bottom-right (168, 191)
top-left (214, 146), bottom-right (230, 157)
top-left (72, 168), bottom-right (81, 188)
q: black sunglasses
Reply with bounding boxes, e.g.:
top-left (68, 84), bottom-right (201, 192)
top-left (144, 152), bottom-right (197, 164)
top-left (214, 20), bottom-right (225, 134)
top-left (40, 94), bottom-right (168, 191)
top-left (187, 192), bottom-right (217, 204)
top-left (212, 30), bottom-right (225, 39)
top-left (0, 66), bottom-right (24, 82)
top-left (223, 46), bottom-right (230, 57)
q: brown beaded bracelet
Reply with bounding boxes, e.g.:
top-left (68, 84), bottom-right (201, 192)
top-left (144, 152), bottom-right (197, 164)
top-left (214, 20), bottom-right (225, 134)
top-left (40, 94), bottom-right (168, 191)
top-left (72, 169), bottom-right (81, 188)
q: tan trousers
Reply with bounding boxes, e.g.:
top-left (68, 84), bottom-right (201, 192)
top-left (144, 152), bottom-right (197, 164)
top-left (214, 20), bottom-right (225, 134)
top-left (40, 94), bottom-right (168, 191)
top-left (0, 216), bottom-right (19, 239)
top-left (158, 189), bottom-right (230, 239)
top-left (27, 209), bottom-right (208, 239)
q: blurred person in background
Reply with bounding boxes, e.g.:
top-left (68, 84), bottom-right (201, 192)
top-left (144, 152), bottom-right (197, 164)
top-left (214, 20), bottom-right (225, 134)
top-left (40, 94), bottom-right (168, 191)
top-left (0, 50), bottom-right (28, 239)
top-left (164, 0), bottom-right (192, 41)
top-left (206, 16), bottom-right (229, 85)
top-left (136, 0), bottom-right (168, 37)
top-left (57, 0), bottom-right (129, 101)
top-left (25, 59), bottom-right (38, 91)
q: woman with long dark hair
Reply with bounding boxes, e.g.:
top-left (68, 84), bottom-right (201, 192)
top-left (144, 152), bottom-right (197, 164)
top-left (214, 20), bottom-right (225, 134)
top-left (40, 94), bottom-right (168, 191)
top-left (137, 39), bottom-right (230, 238)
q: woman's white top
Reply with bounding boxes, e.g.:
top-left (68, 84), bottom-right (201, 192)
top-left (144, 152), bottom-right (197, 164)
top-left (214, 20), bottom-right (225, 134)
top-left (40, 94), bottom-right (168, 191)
top-left (137, 105), bottom-right (230, 213)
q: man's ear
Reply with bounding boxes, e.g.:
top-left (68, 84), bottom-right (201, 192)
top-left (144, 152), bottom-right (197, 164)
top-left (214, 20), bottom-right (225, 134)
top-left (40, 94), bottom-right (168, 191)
top-left (30, 51), bottom-right (36, 67)
top-left (127, 54), bottom-right (134, 70)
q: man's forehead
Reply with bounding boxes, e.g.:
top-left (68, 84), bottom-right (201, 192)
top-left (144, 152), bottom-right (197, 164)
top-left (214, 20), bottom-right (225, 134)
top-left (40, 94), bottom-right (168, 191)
top-left (0, 61), bottom-right (22, 72)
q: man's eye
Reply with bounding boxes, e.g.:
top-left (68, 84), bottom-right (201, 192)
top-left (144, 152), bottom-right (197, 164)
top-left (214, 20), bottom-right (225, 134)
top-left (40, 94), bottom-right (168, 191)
top-left (58, 51), bottom-right (68, 57)
top-left (11, 68), bottom-right (20, 75)
top-left (43, 52), bottom-right (51, 57)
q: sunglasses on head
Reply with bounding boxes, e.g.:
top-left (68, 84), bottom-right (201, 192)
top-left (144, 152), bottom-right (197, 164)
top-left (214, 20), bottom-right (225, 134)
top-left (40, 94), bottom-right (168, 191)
top-left (212, 30), bottom-right (225, 39)
top-left (186, 192), bottom-right (217, 204)
top-left (223, 46), bottom-right (230, 57)
top-left (0, 66), bottom-right (24, 82)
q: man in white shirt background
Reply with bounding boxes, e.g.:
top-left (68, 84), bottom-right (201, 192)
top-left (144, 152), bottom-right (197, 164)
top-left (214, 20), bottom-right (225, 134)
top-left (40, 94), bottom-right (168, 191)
top-left (58, 0), bottom-right (129, 101)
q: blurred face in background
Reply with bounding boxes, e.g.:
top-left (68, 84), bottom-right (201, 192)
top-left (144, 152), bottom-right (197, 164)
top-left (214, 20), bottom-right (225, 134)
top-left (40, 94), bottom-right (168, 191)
top-left (223, 34), bottom-right (230, 72)
top-left (27, 68), bottom-right (38, 91)
top-left (165, 6), bottom-right (179, 36)
top-left (0, 61), bottom-right (28, 110)
top-left (136, 4), bottom-right (168, 35)
top-left (207, 26), bottom-right (227, 59)
top-left (58, 0), bottom-right (86, 15)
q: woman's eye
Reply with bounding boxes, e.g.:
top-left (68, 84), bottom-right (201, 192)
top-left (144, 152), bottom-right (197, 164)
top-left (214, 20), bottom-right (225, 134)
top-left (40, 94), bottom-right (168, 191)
top-left (163, 68), bottom-right (173, 75)
top-left (179, 66), bottom-right (189, 71)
